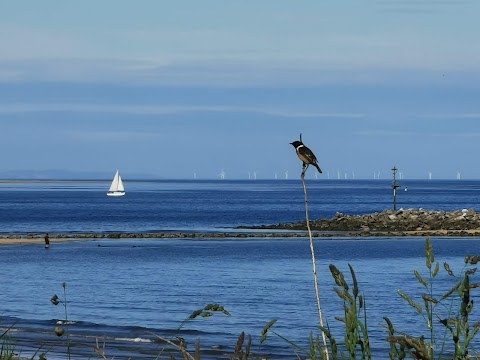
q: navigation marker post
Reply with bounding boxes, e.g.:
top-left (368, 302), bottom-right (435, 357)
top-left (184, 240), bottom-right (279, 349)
top-left (392, 166), bottom-right (400, 210)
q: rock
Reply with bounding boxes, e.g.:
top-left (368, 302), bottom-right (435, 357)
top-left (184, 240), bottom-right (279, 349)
top-left (244, 208), bottom-right (480, 235)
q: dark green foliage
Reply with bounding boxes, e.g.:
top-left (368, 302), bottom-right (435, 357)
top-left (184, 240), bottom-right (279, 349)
top-left (230, 332), bottom-right (252, 360)
top-left (188, 304), bottom-right (231, 319)
top-left (386, 335), bottom-right (430, 360)
top-left (155, 303), bottom-right (234, 360)
top-left (260, 319), bottom-right (277, 344)
top-left (317, 327), bottom-right (338, 359)
top-left (384, 317), bottom-right (405, 360)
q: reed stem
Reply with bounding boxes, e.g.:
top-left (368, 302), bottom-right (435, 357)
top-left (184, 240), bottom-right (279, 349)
top-left (301, 167), bottom-right (329, 360)
top-left (62, 283), bottom-right (71, 360)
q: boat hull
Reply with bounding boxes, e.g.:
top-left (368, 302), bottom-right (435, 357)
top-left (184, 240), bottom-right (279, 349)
top-left (107, 191), bottom-right (125, 197)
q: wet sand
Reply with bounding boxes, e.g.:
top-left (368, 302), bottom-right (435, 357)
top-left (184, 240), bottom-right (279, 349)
top-left (0, 238), bottom-right (80, 245)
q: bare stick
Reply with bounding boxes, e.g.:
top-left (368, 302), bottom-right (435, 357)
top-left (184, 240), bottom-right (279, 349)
top-left (301, 166), bottom-right (329, 359)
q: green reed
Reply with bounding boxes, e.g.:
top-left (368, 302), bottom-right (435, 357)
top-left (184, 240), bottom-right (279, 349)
top-left (385, 237), bottom-right (480, 359)
top-left (49, 297), bottom-right (252, 360)
top-left (260, 263), bottom-right (371, 360)
top-left (50, 282), bottom-right (71, 360)
top-left (148, 303), bottom-right (241, 360)
top-left (1, 320), bottom-right (50, 360)
top-left (261, 237), bottom-right (480, 360)
top-left (0, 324), bottom-right (15, 360)
top-left (325, 263), bottom-right (371, 360)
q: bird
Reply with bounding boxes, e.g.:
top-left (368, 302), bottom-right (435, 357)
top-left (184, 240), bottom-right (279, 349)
top-left (290, 140), bottom-right (322, 174)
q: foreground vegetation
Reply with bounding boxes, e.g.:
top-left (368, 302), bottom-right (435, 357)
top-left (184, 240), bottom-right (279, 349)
top-left (262, 237), bottom-right (480, 359)
top-left (1, 238), bottom-right (480, 359)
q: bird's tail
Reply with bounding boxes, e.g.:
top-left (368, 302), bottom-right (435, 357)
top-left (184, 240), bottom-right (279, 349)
top-left (314, 163), bottom-right (322, 174)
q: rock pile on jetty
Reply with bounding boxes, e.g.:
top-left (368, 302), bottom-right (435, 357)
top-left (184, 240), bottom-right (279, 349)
top-left (252, 208), bottom-right (480, 236)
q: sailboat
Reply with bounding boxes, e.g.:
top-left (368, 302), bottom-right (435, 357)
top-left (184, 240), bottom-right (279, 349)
top-left (107, 170), bottom-right (125, 197)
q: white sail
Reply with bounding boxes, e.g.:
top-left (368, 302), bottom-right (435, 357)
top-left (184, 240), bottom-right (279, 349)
top-left (109, 170), bottom-right (120, 192)
top-left (117, 174), bottom-right (125, 192)
top-left (107, 170), bottom-right (125, 196)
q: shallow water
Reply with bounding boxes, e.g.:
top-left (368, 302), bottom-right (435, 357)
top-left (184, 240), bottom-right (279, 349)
top-left (1, 237), bottom-right (479, 359)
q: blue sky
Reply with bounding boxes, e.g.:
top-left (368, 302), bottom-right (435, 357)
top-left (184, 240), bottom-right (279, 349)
top-left (1, 1), bottom-right (479, 179)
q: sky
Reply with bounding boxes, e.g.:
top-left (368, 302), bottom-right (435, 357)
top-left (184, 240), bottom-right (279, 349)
top-left (1, 1), bottom-right (480, 180)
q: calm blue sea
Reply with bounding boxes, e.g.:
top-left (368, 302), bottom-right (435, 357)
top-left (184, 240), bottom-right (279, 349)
top-left (0, 179), bottom-right (480, 234)
top-left (1, 180), bottom-right (480, 359)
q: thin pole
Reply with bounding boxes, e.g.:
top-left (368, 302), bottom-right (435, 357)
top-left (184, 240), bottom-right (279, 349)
top-left (301, 166), bottom-right (330, 359)
top-left (392, 167), bottom-right (400, 210)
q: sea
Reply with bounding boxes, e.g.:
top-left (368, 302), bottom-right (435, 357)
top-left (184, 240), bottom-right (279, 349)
top-left (1, 179), bottom-right (480, 359)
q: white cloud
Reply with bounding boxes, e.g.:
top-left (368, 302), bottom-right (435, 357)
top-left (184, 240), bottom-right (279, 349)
top-left (0, 102), bottom-right (364, 119)
top-left (2, 53), bottom-right (479, 89)
top-left (1, 18), bottom-right (480, 87)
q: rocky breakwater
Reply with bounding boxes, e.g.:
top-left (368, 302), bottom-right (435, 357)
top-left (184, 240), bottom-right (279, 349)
top-left (3, 209), bottom-right (480, 240)
top-left (249, 208), bottom-right (480, 237)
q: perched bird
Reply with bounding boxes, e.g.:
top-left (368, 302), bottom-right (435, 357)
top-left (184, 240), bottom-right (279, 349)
top-left (290, 140), bottom-right (322, 174)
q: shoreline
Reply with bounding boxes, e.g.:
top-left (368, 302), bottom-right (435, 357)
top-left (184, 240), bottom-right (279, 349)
top-left (3, 208), bottom-right (480, 244)
top-left (1, 228), bottom-right (480, 246)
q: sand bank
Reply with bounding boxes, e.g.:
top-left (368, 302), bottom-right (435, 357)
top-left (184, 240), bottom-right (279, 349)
top-left (1, 228), bottom-right (480, 246)
top-left (0, 238), bottom-right (81, 245)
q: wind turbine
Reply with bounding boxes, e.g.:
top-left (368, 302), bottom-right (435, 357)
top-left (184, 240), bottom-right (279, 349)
top-left (253, 171), bottom-right (257, 180)
top-left (284, 171), bottom-right (289, 180)
top-left (428, 171), bottom-right (432, 180)
top-left (457, 171), bottom-right (461, 180)
top-left (275, 173), bottom-right (278, 180)
top-left (218, 170), bottom-right (226, 180)
top-left (193, 172), bottom-right (197, 180)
